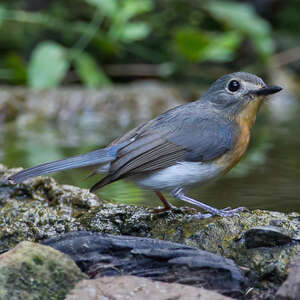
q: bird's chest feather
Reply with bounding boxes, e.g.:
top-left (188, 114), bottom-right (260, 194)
top-left (216, 99), bottom-right (262, 171)
top-left (224, 121), bottom-right (251, 169)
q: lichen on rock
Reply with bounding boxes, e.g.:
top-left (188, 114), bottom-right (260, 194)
top-left (1, 163), bottom-right (300, 287)
top-left (0, 164), bottom-right (99, 251)
top-left (80, 203), bottom-right (300, 280)
top-left (0, 241), bottom-right (86, 300)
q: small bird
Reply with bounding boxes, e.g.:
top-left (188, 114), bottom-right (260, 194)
top-left (8, 72), bottom-right (282, 217)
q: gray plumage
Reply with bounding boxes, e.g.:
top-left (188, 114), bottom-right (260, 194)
top-left (8, 141), bottom-right (132, 183)
top-left (90, 102), bottom-right (237, 191)
top-left (9, 72), bottom-right (263, 188)
top-left (8, 71), bottom-right (282, 218)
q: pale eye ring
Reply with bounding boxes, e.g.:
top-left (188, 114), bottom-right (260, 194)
top-left (227, 80), bottom-right (240, 93)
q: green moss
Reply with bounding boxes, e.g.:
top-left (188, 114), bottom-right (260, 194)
top-left (0, 242), bottom-right (86, 300)
top-left (0, 166), bottom-right (100, 252)
top-left (1, 164), bottom-right (300, 286)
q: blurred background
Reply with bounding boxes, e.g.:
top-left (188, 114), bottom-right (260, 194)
top-left (1, 0), bottom-right (300, 212)
top-left (1, 0), bottom-right (300, 86)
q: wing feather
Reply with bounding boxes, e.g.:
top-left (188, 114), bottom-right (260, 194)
top-left (90, 103), bottom-right (237, 192)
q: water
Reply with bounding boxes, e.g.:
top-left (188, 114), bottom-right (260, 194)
top-left (1, 86), bottom-right (300, 213)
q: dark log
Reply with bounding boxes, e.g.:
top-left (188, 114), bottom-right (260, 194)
top-left (43, 231), bottom-right (244, 297)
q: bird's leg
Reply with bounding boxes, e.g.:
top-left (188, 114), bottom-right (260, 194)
top-left (151, 191), bottom-right (175, 213)
top-left (171, 188), bottom-right (245, 217)
top-left (151, 191), bottom-right (197, 214)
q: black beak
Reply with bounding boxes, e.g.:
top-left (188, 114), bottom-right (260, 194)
top-left (251, 85), bottom-right (282, 96)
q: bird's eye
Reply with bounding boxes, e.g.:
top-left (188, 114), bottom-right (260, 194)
top-left (227, 80), bottom-right (240, 92)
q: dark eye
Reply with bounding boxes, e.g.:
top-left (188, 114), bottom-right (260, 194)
top-left (227, 80), bottom-right (240, 92)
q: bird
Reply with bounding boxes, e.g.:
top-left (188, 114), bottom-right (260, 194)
top-left (8, 72), bottom-right (282, 217)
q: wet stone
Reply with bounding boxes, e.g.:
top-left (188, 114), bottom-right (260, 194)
top-left (66, 276), bottom-right (233, 300)
top-left (276, 254), bottom-right (300, 300)
top-left (0, 164), bottom-right (100, 252)
top-left (244, 226), bottom-right (293, 248)
top-left (2, 163), bottom-right (300, 297)
top-left (43, 231), bottom-right (243, 297)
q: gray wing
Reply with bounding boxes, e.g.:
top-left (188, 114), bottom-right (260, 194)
top-left (90, 105), bottom-right (237, 191)
top-left (169, 116), bottom-right (236, 162)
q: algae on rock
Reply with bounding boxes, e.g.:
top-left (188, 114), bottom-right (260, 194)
top-left (0, 164), bottom-right (99, 252)
top-left (0, 241), bottom-right (86, 300)
top-left (1, 163), bottom-right (300, 282)
top-left (80, 203), bottom-right (300, 280)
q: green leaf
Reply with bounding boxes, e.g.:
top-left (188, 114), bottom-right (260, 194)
top-left (252, 35), bottom-right (274, 61)
top-left (207, 1), bottom-right (269, 36)
top-left (73, 52), bottom-right (111, 88)
top-left (174, 28), bottom-right (241, 62)
top-left (28, 41), bottom-right (69, 89)
top-left (203, 31), bottom-right (242, 62)
top-left (107, 0), bottom-right (153, 42)
top-left (121, 22), bottom-right (151, 42)
top-left (87, 0), bottom-right (152, 20)
top-left (174, 27), bottom-right (210, 61)
top-left (86, 0), bottom-right (117, 16)
top-left (207, 1), bottom-right (274, 59)
top-left (4, 53), bottom-right (27, 84)
top-left (119, 0), bottom-right (153, 22)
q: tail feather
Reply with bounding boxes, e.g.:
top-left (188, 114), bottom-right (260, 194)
top-left (8, 141), bottom-right (131, 184)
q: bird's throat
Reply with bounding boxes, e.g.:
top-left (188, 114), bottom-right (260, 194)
top-left (236, 98), bottom-right (263, 129)
top-left (216, 98), bottom-right (263, 173)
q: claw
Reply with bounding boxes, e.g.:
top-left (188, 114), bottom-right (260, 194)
top-left (170, 188), bottom-right (248, 218)
top-left (214, 206), bottom-right (246, 217)
top-left (189, 213), bottom-right (213, 220)
top-left (220, 207), bottom-right (232, 212)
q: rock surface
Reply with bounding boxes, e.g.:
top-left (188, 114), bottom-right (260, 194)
top-left (276, 254), bottom-right (300, 300)
top-left (245, 226), bottom-right (293, 248)
top-left (0, 164), bottom-right (99, 252)
top-left (1, 163), bottom-right (300, 282)
top-left (66, 276), bottom-right (233, 300)
top-left (43, 231), bottom-right (243, 297)
top-left (0, 241), bottom-right (86, 300)
top-left (80, 204), bottom-right (300, 280)
top-left (2, 164), bottom-right (300, 298)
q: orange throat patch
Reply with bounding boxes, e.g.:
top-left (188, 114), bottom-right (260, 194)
top-left (217, 98), bottom-right (263, 172)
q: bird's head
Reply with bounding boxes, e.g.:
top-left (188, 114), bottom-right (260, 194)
top-left (203, 72), bottom-right (282, 124)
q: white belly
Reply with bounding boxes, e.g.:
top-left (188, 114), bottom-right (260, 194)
top-left (132, 161), bottom-right (224, 191)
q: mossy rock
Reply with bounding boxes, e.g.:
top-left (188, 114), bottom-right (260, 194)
top-left (80, 204), bottom-right (300, 279)
top-left (0, 241), bottom-right (86, 300)
top-left (0, 164), bottom-right (99, 251)
top-left (1, 163), bottom-right (300, 280)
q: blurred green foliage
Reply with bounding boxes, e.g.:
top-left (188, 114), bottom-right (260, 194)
top-left (0, 0), bottom-right (296, 89)
top-left (174, 28), bottom-right (242, 62)
top-left (28, 41), bottom-right (69, 88)
top-left (0, 0), bottom-right (154, 88)
top-left (206, 1), bottom-right (274, 61)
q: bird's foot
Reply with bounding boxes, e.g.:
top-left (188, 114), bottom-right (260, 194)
top-left (220, 206), bottom-right (232, 211)
top-left (188, 213), bottom-right (213, 220)
top-left (215, 206), bottom-right (247, 217)
top-left (150, 205), bottom-right (197, 215)
top-left (170, 188), bottom-right (248, 218)
top-left (188, 207), bottom-right (247, 220)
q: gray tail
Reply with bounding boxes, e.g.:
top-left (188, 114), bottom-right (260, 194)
top-left (8, 141), bottom-right (130, 184)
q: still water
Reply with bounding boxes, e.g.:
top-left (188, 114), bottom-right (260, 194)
top-left (1, 87), bottom-right (300, 213)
